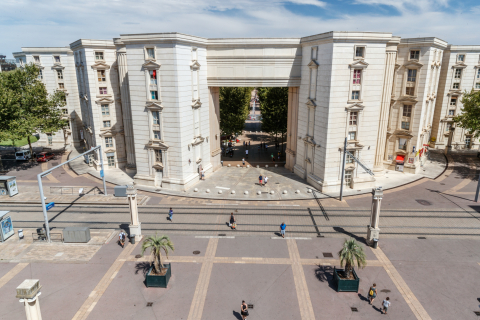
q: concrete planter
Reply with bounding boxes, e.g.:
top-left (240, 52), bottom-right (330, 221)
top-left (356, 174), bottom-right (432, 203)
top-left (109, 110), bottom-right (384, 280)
top-left (145, 263), bottom-right (171, 288)
top-left (333, 267), bottom-right (359, 292)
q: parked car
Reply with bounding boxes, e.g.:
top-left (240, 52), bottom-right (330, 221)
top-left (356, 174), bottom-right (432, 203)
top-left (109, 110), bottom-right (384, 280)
top-left (15, 150), bottom-right (31, 161)
top-left (36, 152), bottom-right (55, 162)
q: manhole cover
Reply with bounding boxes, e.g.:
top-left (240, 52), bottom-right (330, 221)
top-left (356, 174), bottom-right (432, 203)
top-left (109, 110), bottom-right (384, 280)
top-left (146, 302), bottom-right (153, 307)
top-left (218, 234), bottom-right (226, 237)
top-left (418, 237), bottom-right (427, 239)
top-left (52, 162), bottom-right (59, 165)
top-left (193, 251), bottom-right (200, 255)
top-left (380, 289), bottom-right (391, 293)
top-left (416, 199), bottom-right (432, 206)
top-left (351, 307), bottom-right (358, 312)
top-left (135, 254), bottom-right (142, 258)
top-left (322, 252), bottom-right (333, 258)
top-left (440, 183), bottom-right (445, 185)
top-left (248, 304), bottom-right (254, 309)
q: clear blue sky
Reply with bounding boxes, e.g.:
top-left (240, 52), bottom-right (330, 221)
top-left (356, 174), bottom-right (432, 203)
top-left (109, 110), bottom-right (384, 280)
top-left (1, 0), bottom-right (479, 58)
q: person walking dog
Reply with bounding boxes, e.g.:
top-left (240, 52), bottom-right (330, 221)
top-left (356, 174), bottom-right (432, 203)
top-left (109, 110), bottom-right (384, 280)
top-left (368, 283), bottom-right (377, 305)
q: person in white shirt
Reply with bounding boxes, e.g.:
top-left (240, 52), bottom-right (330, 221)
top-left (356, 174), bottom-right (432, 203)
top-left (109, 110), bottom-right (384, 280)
top-left (118, 231), bottom-right (127, 248)
top-left (264, 176), bottom-right (268, 186)
top-left (382, 297), bottom-right (391, 314)
top-left (245, 149), bottom-right (249, 159)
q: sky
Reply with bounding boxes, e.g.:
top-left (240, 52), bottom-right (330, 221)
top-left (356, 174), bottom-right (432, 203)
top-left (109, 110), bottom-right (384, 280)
top-left (2, 0), bottom-right (480, 58)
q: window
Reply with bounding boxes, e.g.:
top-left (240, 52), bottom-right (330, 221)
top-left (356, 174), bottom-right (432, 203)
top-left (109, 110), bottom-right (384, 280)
top-left (153, 130), bottom-right (161, 140)
top-left (99, 87), bottom-right (107, 95)
top-left (345, 170), bottom-right (353, 185)
top-left (406, 87), bottom-right (415, 96)
top-left (65, 122), bottom-right (70, 130)
top-left (155, 149), bottom-right (163, 163)
top-left (401, 122), bottom-right (410, 130)
top-left (399, 138), bottom-right (407, 150)
top-left (349, 112), bottom-right (358, 125)
top-left (47, 134), bottom-right (52, 145)
top-left (57, 70), bottom-right (63, 79)
top-left (58, 83), bottom-right (65, 89)
top-left (450, 98), bottom-right (457, 106)
top-left (465, 137), bottom-right (471, 148)
top-left (147, 48), bottom-right (155, 59)
top-left (103, 121), bottom-right (111, 128)
top-left (445, 123), bottom-right (452, 132)
top-left (38, 69), bottom-right (43, 80)
top-left (353, 70), bottom-right (361, 84)
top-left (311, 46), bottom-right (318, 60)
top-left (194, 108), bottom-right (200, 137)
top-left (448, 110), bottom-right (455, 116)
top-left (355, 47), bottom-right (364, 58)
top-left (476, 83), bottom-right (480, 89)
top-left (403, 105), bottom-right (412, 117)
top-left (151, 90), bottom-right (158, 100)
top-left (95, 52), bottom-right (104, 60)
top-left (54, 56), bottom-right (61, 63)
top-left (351, 91), bottom-right (360, 100)
top-left (457, 54), bottom-right (465, 62)
top-left (105, 137), bottom-right (113, 148)
top-left (62, 108), bottom-right (68, 115)
top-left (407, 69), bottom-right (417, 82)
top-left (101, 104), bottom-right (110, 116)
top-left (477, 69), bottom-right (480, 79)
top-left (346, 152), bottom-right (354, 164)
top-left (107, 154), bottom-right (115, 167)
top-left (453, 83), bottom-right (459, 89)
top-left (97, 70), bottom-right (106, 82)
top-left (34, 56), bottom-right (40, 63)
top-left (406, 69), bottom-right (417, 96)
top-left (410, 50), bottom-right (420, 60)
top-left (152, 111), bottom-right (160, 125)
top-left (454, 68), bottom-right (462, 79)
top-left (348, 131), bottom-right (356, 141)
top-left (149, 70), bottom-right (157, 85)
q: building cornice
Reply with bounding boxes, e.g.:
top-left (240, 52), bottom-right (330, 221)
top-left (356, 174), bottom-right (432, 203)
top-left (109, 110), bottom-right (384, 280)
top-left (70, 39), bottom-right (116, 50)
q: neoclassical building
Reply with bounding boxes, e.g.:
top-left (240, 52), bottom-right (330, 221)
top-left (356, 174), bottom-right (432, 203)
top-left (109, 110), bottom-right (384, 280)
top-left (12, 31), bottom-right (480, 192)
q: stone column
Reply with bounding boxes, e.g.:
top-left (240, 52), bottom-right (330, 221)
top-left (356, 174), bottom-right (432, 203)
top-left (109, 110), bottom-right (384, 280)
top-left (208, 87), bottom-right (221, 171)
top-left (285, 87), bottom-right (299, 171)
top-left (374, 40), bottom-right (399, 172)
top-left (367, 187), bottom-right (383, 243)
top-left (127, 185), bottom-right (141, 241)
top-left (116, 46), bottom-right (136, 174)
top-left (17, 279), bottom-right (42, 320)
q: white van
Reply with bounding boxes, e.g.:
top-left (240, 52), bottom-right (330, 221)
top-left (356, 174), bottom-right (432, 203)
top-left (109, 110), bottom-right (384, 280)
top-left (15, 150), bottom-right (31, 161)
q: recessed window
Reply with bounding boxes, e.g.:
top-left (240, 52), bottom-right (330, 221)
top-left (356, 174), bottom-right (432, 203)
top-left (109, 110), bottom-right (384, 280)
top-left (351, 91), bottom-right (360, 100)
top-left (107, 155), bottom-right (115, 167)
top-left (149, 70), bottom-right (157, 85)
top-left (57, 70), bottom-right (63, 80)
top-left (58, 83), bottom-right (65, 90)
top-left (349, 112), bottom-right (358, 125)
top-left (101, 105), bottom-right (110, 116)
top-left (353, 70), bottom-right (361, 84)
top-left (345, 170), bottom-right (353, 184)
top-left (151, 90), bottom-right (158, 100)
top-left (348, 131), bottom-right (356, 141)
top-left (410, 50), bottom-right (420, 60)
top-left (99, 87), bottom-right (107, 95)
top-left (401, 121), bottom-right (410, 130)
top-left (95, 52), bottom-right (104, 60)
top-left (450, 98), bottom-right (457, 106)
top-left (355, 47), bottom-right (364, 58)
top-left (406, 87), bottom-right (415, 96)
top-left (155, 149), bottom-right (163, 163)
top-left (465, 136), bottom-right (471, 148)
top-left (152, 111), bottom-right (160, 125)
top-left (407, 69), bottom-right (417, 82)
top-left (54, 56), bottom-right (61, 63)
top-left (445, 123), bottom-right (452, 132)
top-left (147, 48), bottom-right (155, 59)
top-left (346, 152), bottom-right (354, 164)
top-left (97, 70), bottom-right (106, 82)
top-left (476, 69), bottom-right (480, 79)
top-left (457, 54), bottom-right (465, 62)
top-left (453, 83), bottom-right (459, 89)
top-left (454, 68), bottom-right (462, 79)
top-left (105, 137), bottom-right (113, 148)
top-left (38, 69), bottom-right (43, 80)
top-left (103, 120), bottom-right (111, 128)
top-left (34, 56), bottom-right (40, 63)
top-left (448, 110), bottom-right (455, 116)
top-left (62, 108), bottom-right (68, 115)
top-left (399, 138), bottom-right (407, 150)
top-left (403, 105), bottom-right (412, 117)
top-left (47, 134), bottom-right (53, 145)
top-left (476, 83), bottom-right (480, 89)
top-left (153, 130), bottom-right (161, 140)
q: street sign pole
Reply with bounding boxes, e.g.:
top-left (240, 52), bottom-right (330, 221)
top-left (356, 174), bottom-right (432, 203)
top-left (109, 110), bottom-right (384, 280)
top-left (340, 137), bottom-right (347, 202)
top-left (475, 172), bottom-right (480, 203)
top-left (98, 146), bottom-right (107, 196)
top-left (37, 175), bottom-right (51, 243)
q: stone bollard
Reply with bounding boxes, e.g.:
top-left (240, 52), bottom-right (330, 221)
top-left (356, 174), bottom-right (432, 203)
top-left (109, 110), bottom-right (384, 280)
top-left (206, 189), bottom-right (210, 193)
top-left (194, 188), bottom-right (198, 192)
top-left (237, 164), bottom-right (240, 167)
top-left (218, 190), bottom-right (222, 194)
top-left (256, 165), bottom-right (259, 168)
top-left (257, 191), bottom-right (261, 195)
top-left (247, 165), bottom-right (250, 168)
top-left (270, 190), bottom-right (275, 195)
top-left (283, 190), bottom-right (288, 194)
top-left (231, 190), bottom-right (236, 194)
top-left (275, 164), bottom-right (278, 167)
top-left (244, 191), bottom-right (249, 195)
top-left (228, 164), bottom-right (231, 167)
top-left (265, 165), bottom-right (269, 168)
top-left (296, 190), bottom-right (300, 194)
top-left (17, 279), bottom-right (42, 320)
top-left (307, 189), bottom-right (312, 193)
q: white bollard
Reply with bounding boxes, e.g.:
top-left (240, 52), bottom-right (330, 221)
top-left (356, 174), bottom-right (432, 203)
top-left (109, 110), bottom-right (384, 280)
top-left (296, 190), bottom-right (300, 194)
top-left (247, 165), bottom-right (250, 168)
top-left (244, 191), bottom-right (249, 195)
top-left (237, 164), bottom-right (240, 167)
top-left (256, 165), bottom-right (259, 168)
top-left (283, 190), bottom-right (288, 194)
top-left (228, 164), bottom-right (231, 167)
top-left (265, 165), bottom-right (268, 168)
top-left (257, 191), bottom-right (261, 195)
top-left (206, 189), bottom-right (210, 193)
top-left (218, 190), bottom-right (222, 194)
top-left (307, 189), bottom-right (312, 193)
top-left (270, 190), bottom-right (275, 195)
top-left (275, 164), bottom-right (278, 167)
top-left (231, 190), bottom-right (236, 194)
top-left (194, 188), bottom-right (198, 192)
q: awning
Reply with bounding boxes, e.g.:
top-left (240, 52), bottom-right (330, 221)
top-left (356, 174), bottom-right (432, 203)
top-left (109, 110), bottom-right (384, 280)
top-left (396, 155), bottom-right (405, 163)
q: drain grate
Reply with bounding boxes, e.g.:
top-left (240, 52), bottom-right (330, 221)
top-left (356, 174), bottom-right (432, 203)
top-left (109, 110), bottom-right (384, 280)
top-left (474, 311), bottom-right (480, 316)
top-left (416, 199), bottom-right (432, 206)
top-left (248, 304), bottom-right (254, 309)
top-left (135, 254), bottom-right (142, 258)
top-left (351, 307), bottom-right (358, 312)
top-left (218, 234), bottom-right (226, 237)
top-left (322, 252), bottom-right (333, 258)
top-left (381, 289), bottom-right (391, 293)
top-left (417, 237), bottom-right (427, 239)
top-left (193, 250), bottom-right (200, 255)
top-left (147, 302), bottom-right (153, 307)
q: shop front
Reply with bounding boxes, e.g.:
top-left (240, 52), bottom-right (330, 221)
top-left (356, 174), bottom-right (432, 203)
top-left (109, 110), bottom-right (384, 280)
top-left (395, 154), bottom-right (405, 172)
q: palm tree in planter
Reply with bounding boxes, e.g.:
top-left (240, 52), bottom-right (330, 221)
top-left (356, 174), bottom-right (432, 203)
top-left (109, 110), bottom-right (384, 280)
top-left (141, 234), bottom-right (175, 288)
top-left (334, 238), bottom-right (367, 292)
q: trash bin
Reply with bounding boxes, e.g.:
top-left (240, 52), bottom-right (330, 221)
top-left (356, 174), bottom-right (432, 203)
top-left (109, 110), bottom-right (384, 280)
top-left (372, 238), bottom-right (378, 249)
top-left (130, 234), bottom-right (136, 244)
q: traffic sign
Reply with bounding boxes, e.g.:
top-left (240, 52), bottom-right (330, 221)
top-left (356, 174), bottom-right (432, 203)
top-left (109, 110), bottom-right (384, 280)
top-left (46, 202), bottom-right (55, 211)
top-left (100, 170), bottom-right (104, 178)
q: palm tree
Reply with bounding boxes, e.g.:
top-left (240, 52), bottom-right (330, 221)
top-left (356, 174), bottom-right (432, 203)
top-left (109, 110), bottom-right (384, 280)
top-left (141, 234), bottom-right (175, 274)
top-left (338, 238), bottom-right (367, 278)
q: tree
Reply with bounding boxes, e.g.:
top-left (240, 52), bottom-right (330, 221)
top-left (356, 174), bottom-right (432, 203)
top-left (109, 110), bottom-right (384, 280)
top-left (141, 234), bottom-right (175, 274)
top-left (338, 238), bottom-right (367, 278)
top-left (453, 89), bottom-right (480, 139)
top-left (219, 87), bottom-right (251, 137)
top-left (258, 87), bottom-right (288, 150)
top-left (0, 63), bottom-right (67, 155)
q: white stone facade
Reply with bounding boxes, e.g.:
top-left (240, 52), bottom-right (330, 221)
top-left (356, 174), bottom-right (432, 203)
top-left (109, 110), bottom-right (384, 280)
top-left (11, 31), bottom-right (479, 192)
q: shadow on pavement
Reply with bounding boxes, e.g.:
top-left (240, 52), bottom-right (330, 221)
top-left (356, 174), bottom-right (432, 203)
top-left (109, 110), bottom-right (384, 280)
top-left (232, 310), bottom-right (243, 320)
top-left (314, 265), bottom-right (336, 291)
top-left (332, 227), bottom-right (366, 245)
top-left (135, 261), bottom-right (152, 276)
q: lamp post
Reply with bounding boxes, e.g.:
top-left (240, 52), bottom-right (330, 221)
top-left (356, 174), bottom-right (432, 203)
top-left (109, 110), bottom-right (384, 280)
top-left (127, 185), bottom-right (141, 242)
top-left (367, 187), bottom-right (383, 247)
top-left (17, 279), bottom-right (43, 320)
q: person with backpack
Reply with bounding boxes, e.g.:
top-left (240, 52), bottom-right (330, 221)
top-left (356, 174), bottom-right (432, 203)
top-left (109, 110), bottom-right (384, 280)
top-left (368, 283), bottom-right (377, 305)
top-left (382, 297), bottom-right (391, 314)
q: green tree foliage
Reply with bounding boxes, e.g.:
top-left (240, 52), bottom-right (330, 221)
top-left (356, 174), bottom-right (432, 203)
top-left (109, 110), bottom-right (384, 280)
top-left (219, 87), bottom-right (251, 136)
top-left (338, 238), bottom-right (367, 278)
top-left (258, 87), bottom-right (288, 148)
top-left (141, 234), bottom-right (175, 274)
top-left (0, 63), bottom-right (67, 155)
top-left (453, 89), bottom-right (480, 139)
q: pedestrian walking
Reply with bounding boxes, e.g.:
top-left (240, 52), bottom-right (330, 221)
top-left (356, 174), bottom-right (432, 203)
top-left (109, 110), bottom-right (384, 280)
top-left (241, 300), bottom-right (249, 319)
top-left (168, 208), bottom-right (173, 222)
top-left (243, 141), bottom-right (245, 147)
top-left (259, 174), bottom-right (263, 186)
top-left (368, 283), bottom-right (377, 304)
top-left (265, 143), bottom-right (268, 150)
top-left (242, 158), bottom-right (245, 166)
top-left (258, 145), bottom-right (261, 152)
top-left (229, 212), bottom-right (236, 230)
top-left (264, 176), bottom-right (268, 186)
top-left (245, 149), bottom-right (249, 159)
top-left (271, 153), bottom-right (274, 161)
top-left (201, 169), bottom-right (205, 180)
top-left (382, 297), bottom-right (391, 314)
top-left (249, 141), bottom-right (251, 146)
top-left (280, 222), bottom-right (286, 238)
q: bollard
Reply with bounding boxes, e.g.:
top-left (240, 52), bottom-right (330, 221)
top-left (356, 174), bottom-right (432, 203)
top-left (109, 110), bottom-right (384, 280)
top-left (270, 190), bottom-right (275, 195)
top-left (244, 191), bottom-right (249, 195)
top-left (218, 190), bottom-right (223, 194)
top-left (231, 190), bottom-right (236, 194)
top-left (194, 188), bottom-right (198, 192)
top-left (206, 189), bottom-right (210, 193)
top-left (283, 190), bottom-right (288, 194)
